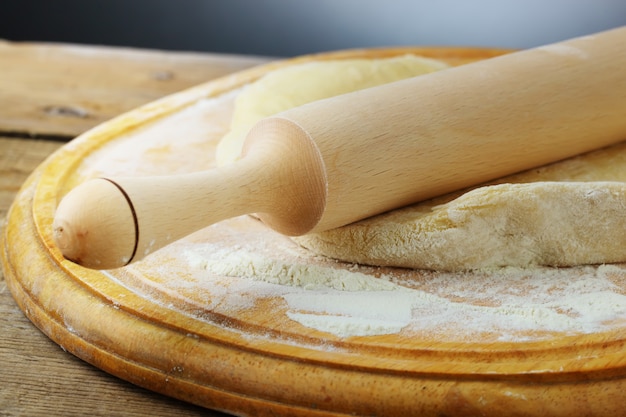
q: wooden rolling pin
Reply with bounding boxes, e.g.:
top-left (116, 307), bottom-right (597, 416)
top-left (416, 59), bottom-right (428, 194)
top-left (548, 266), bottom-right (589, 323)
top-left (53, 27), bottom-right (626, 270)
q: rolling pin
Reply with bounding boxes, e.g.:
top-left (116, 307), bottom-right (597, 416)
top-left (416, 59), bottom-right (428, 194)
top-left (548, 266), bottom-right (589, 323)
top-left (53, 26), bottom-right (626, 270)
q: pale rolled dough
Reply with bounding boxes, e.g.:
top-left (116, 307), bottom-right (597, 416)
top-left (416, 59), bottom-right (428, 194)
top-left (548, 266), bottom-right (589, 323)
top-left (296, 141), bottom-right (626, 271)
top-left (215, 55), bottom-right (449, 165)
top-left (218, 55), bottom-right (626, 271)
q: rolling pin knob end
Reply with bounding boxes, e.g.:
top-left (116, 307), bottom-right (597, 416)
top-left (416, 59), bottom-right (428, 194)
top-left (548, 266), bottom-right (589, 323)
top-left (52, 218), bottom-right (82, 264)
top-left (52, 178), bottom-right (138, 269)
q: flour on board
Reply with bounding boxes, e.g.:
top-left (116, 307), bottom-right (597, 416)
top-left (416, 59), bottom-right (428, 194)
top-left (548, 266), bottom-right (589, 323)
top-left (183, 243), bottom-right (626, 339)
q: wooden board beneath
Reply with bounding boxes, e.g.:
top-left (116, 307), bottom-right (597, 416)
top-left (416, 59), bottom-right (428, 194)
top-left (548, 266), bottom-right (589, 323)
top-left (3, 47), bottom-right (626, 417)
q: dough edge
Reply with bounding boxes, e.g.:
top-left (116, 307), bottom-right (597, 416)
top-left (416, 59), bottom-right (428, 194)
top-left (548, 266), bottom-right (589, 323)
top-left (294, 180), bottom-right (626, 271)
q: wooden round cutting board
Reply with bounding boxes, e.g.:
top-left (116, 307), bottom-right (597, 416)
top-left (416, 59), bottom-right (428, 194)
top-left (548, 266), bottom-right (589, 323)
top-left (3, 47), bottom-right (626, 417)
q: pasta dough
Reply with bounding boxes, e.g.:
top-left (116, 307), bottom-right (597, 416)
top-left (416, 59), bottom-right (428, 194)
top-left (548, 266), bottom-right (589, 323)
top-left (296, 143), bottom-right (626, 271)
top-left (218, 55), bottom-right (626, 271)
top-left (216, 55), bottom-right (449, 165)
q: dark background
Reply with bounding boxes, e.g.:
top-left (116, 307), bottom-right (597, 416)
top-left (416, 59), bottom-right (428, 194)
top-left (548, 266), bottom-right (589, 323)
top-left (2, 0), bottom-right (626, 57)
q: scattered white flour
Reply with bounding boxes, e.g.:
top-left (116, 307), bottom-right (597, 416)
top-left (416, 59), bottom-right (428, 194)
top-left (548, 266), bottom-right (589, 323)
top-left (183, 244), bottom-right (408, 337)
top-left (285, 312), bottom-right (408, 338)
top-left (178, 242), bottom-right (626, 339)
top-left (283, 291), bottom-right (416, 337)
top-left (186, 246), bottom-right (398, 291)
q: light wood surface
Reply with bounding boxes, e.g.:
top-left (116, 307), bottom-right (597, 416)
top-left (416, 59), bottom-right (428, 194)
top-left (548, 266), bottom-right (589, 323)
top-left (3, 42), bottom-right (626, 417)
top-left (0, 39), bottom-right (269, 417)
top-left (0, 39), bottom-right (268, 138)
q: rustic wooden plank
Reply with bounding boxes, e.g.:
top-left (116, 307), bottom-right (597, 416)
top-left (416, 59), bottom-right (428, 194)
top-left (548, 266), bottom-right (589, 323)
top-left (0, 138), bottom-right (62, 217)
top-left (0, 137), bottom-right (228, 416)
top-left (0, 39), bottom-right (270, 138)
top-left (0, 288), bottom-right (220, 417)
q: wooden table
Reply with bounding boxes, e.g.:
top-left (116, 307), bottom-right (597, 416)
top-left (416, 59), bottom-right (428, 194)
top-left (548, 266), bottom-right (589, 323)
top-left (0, 39), bottom-right (270, 416)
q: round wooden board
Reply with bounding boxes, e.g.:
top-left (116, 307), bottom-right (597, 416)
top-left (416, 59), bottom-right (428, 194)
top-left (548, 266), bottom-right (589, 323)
top-left (3, 47), bottom-right (626, 417)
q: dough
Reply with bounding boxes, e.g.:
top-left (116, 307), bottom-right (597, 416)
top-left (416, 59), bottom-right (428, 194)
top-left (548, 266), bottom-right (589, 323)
top-left (219, 55), bottom-right (626, 271)
top-left (216, 55), bottom-right (449, 164)
top-left (296, 143), bottom-right (626, 271)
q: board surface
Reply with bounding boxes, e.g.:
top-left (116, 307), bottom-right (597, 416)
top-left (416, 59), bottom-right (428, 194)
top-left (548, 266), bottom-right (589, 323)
top-left (3, 47), bottom-right (626, 417)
